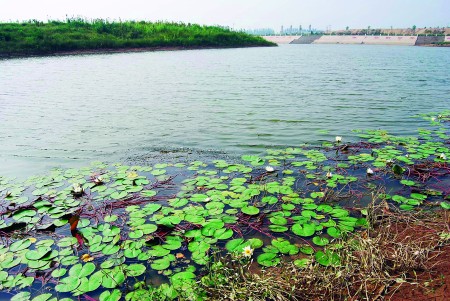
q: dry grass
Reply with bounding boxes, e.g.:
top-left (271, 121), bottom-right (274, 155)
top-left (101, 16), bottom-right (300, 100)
top-left (201, 201), bottom-right (450, 301)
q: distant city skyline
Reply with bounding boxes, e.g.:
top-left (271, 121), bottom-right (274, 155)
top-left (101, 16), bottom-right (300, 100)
top-left (1, 0), bottom-right (448, 30)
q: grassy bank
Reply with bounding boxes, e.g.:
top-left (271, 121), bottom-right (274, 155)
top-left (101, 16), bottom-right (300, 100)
top-left (0, 19), bottom-right (275, 57)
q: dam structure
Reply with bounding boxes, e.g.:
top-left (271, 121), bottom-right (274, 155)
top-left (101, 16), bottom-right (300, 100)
top-left (263, 35), bottom-right (447, 46)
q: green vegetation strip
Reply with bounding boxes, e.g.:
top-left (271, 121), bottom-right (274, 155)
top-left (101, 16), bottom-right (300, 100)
top-left (0, 19), bottom-right (275, 57)
top-left (0, 111), bottom-right (449, 300)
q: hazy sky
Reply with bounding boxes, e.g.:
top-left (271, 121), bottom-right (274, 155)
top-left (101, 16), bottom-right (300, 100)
top-left (1, 0), bottom-right (448, 30)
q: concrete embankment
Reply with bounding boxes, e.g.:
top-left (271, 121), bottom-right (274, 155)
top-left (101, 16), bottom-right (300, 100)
top-left (262, 36), bottom-right (300, 44)
top-left (313, 35), bottom-right (417, 45)
top-left (290, 36), bottom-right (321, 44)
top-left (262, 35), bottom-right (450, 46)
top-left (415, 36), bottom-right (445, 45)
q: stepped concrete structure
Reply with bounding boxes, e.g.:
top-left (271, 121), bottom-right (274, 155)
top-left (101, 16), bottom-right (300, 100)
top-left (313, 35), bottom-right (417, 45)
top-left (262, 35), bottom-right (450, 46)
top-left (290, 35), bottom-right (321, 44)
top-left (415, 35), bottom-right (445, 45)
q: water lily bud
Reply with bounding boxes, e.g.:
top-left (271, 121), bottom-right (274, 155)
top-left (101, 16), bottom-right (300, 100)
top-left (265, 166), bottom-right (275, 172)
top-left (326, 171), bottom-right (333, 178)
top-left (440, 153), bottom-right (447, 160)
top-left (335, 136), bottom-right (342, 143)
top-left (242, 245), bottom-right (254, 257)
top-left (366, 168), bottom-right (374, 175)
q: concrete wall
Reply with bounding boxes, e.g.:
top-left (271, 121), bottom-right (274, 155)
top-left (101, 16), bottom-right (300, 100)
top-left (262, 35), bottom-right (300, 44)
top-left (263, 35), bottom-right (449, 46)
top-left (290, 35), bottom-right (321, 44)
top-left (314, 35), bottom-right (417, 45)
top-left (415, 36), bottom-right (445, 45)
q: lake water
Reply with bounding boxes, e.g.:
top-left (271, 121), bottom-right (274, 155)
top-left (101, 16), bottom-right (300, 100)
top-left (0, 44), bottom-right (449, 178)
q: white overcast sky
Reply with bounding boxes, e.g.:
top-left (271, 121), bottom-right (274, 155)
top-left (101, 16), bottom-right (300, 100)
top-left (1, 0), bottom-right (448, 30)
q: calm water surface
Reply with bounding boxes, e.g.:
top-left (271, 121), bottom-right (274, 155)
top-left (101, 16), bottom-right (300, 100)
top-left (0, 45), bottom-right (449, 177)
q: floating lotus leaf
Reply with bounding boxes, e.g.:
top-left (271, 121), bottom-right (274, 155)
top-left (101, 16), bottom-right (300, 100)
top-left (225, 238), bottom-right (245, 252)
top-left (261, 196), bottom-right (278, 204)
top-left (51, 268), bottom-right (67, 278)
top-left (55, 276), bottom-right (81, 292)
top-left (188, 241), bottom-right (210, 254)
top-left (25, 247), bottom-right (51, 260)
top-left (315, 250), bottom-right (340, 267)
top-left (69, 262), bottom-right (96, 278)
top-left (136, 223), bottom-right (158, 234)
top-left (312, 236), bottom-right (330, 246)
top-left (151, 257), bottom-right (171, 270)
top-left (102, 268), bottom-right (126, 289)
top-left (124, 263), bottom-right (146, 277)
top-left (327, 227), bottom-right (342, 238)
top-left (213, 228), bottom-right (233, 240)
top-left (31, 293), bottom-right (53, 301)
top-left (257, 252), bottom-right (280, 267)
top-left (271, 238), bottom-right (299, 255)
top-left (148, 245), bottom-right (171, 257)
top-left (0, 271), bottom-right (8, 282)
top-left (124, 248), bottom-right (141, 258)
top-left (128, 230), bottom-right (144, 239)
top-left (241, 206), bottom-right (260, 215)
top-left (10, 239), bottom-right (32, 252)
top-left (294, 258), bottom-right (311, 268)
top-left (101, 244), bottom-right (120, 256)
top-left (300, 245), bottom-right (315, 255)
top-left (11, 292), bottom-right (31, 301)
top-left (57, 237), bottom-right (77, 248)
top-left (100, 289), bottom-right (122, 301)
top-left (292, 223), bottom-right (316, 237)
top-left (268, 225), bottom-right (288, 232)
top-left (75, 274), bottom-right (102, 294)
top-left (441, 201), bottom-right (450, 210)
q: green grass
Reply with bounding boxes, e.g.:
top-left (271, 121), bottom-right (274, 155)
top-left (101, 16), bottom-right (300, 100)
top-left (0, 18), bottom-right (275, 57)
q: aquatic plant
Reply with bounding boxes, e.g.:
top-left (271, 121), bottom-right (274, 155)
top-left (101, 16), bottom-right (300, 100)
top-left (0, 110), bottom-right (449, 300)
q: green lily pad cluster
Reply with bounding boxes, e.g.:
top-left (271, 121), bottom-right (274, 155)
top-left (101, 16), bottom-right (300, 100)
top-left (1, 111), bottom-right (450, 300)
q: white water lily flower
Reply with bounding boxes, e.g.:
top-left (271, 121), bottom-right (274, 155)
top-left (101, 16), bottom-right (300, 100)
top-left (335, 136), bottom-right (342, 143)
top-left (440, 153), bottom-right (447, 160)
top-left (326, 171), bottom-right (333, 178)
top-left (242, 245), bottom-right (254, 257)
top-left (265, 166), bottom-right (275, 172)
top-left (431, 117), bottom-right (436, 121)
top-left (366, 168), bottom-right (374, 175)
top-left (386, 159), bottom-right (394, 165)
top-left (72, 183), bottom-right (83, 194)
top-left (94, 176), bottom-right (104, 184)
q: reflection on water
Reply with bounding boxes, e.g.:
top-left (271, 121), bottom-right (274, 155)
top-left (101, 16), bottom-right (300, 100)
top-left (0, 45), bottom-right (449, 177)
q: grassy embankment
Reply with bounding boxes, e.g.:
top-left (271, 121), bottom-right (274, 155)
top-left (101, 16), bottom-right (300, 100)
top-left (0, 19), bottom-right (275, 57)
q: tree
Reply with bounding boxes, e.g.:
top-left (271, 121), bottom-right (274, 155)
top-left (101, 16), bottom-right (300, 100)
top-left (412, 25), bottom-right (416, 33)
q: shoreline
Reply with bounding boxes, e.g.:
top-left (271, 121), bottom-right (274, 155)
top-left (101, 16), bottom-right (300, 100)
top-left (0, 44), bottom-right (274, 59)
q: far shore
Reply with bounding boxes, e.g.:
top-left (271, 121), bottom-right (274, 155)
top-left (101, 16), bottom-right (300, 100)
top-left (0, 44), bottom-right (272, 59)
